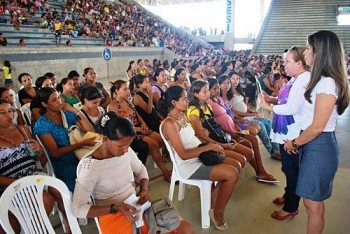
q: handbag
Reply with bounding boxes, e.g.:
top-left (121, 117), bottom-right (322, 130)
top-left (61, 111), bottom-right (102, 160)
top-left (198, 143), bottom-right (225, 166)
top-left (201, 109), bottom-right (231, 143)
top-left (144, 198), bottom-right (180, 234)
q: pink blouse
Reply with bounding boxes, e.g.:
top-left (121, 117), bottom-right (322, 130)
top-left (207, 97), bottom-right (238, 133)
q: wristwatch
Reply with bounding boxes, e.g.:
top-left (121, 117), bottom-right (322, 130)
top-left (291, 139), bottom-right (300, 149)
top-left (110, 204), bottom-right (117, 214)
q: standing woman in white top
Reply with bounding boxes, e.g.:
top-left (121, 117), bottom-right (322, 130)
top-left (260, 46), bottom-right (310, 220)
top-left (284, 30), bottom-right (349, 234)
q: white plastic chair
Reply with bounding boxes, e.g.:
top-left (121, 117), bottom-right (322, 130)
top-left (20, 103), bottom-right (32, 126)
top-left (76, 157), bottom-right (102, 234)
top-left (255, 76), bottom-right (267, 117)
top-left (36, 135), bottom-right (88, 228)
top-left (159, 122), bottom-right (213, 229)
top-left (35, 135), bottom-right (55, 178)
top-left (0, 175), bottom-right (82, 234)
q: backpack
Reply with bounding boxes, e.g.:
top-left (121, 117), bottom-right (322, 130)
top-left (144, 198), bottom-right (180, 234)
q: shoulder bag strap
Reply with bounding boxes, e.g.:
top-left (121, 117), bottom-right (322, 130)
top-left (61, 111), bottom-right (69, 129)
top-left (80, 109), bottom-right (95, 128)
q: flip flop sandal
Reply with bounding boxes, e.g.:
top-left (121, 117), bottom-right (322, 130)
top-left (257, 175), bottom-right (280, 184)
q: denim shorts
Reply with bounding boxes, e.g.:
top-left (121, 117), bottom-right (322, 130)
top-left (189, 164), bottom-right (213, 180)
top-left (296, 131), bottom-right (339, 201)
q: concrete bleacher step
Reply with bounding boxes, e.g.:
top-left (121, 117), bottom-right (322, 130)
top-left (47, 0), bottom-right (64, 7)
top-left (252, 0), bottom-right (350, 55)
top-left (6, 42), bottom-right (105, 47)
top-left (1, 13), bottom-right (41, 25)
top-left (1, 24), bottom-right (53, 33)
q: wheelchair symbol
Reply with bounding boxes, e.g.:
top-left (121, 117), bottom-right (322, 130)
top-left (103, 48), bottom-right (112, 61)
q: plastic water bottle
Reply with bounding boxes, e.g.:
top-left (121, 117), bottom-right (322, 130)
top-left (24, 140), bottom-right (37, 157)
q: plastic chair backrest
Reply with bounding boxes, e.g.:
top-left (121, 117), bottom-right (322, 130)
top-left (36, 135), bottom-right (56, 177)
top-left (159, 122), bottom-right (182, 177)
top-left (0, 175), bottom-right (82, 234)
top-left (254, 76), bottom-right (266, 117)
top-left (76, 157), bottom-right (102, 234)
top-left (20, 103), bottom-right (32, 126)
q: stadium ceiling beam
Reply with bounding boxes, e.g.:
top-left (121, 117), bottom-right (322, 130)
top-left (135, 0), bottom-right (221, 6)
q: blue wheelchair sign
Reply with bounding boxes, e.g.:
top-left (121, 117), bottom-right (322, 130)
top-left (102, 48), bottom-right (112, 61)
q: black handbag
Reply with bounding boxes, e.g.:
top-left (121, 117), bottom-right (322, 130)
top-left (198, 143), bottom-right (225, 166)
top-left (201, 109), bottom-right (231, 143)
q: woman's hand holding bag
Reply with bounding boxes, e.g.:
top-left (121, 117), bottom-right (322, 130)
top-left (198, 143), bottom-right (226, 166)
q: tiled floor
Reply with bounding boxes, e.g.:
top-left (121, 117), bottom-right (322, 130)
top-left (56, 108), bottom-right (350, 234)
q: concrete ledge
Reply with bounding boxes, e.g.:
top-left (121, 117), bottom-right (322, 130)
top-left (0, 47), bottom-right (178, 91)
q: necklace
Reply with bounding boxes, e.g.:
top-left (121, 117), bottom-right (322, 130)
top-left (167, 114), bottom-right (188, 128)
top-left (0, 132), bottom-right (15, 146)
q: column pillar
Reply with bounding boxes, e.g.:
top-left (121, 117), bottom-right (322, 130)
top-left (224, 0), bottom-right (235, 50)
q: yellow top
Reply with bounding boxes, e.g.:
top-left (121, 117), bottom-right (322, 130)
top-left (54, 22), bottom-right (62, 31)
top-left (1, 66), bottom-right (11, 79)
top-left (186, 104), bottom-right (212, 126)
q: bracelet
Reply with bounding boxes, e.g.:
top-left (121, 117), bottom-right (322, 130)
top-left (291, 139), bottom-right (300, 149)
top-left (110, 204), bottom-right (117, 214)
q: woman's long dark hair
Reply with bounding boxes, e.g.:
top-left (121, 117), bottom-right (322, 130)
top-left (174, 67), bottom-right (185, 82)
top-left (95, 112), bottom-right (136, 140)
top-left (305, 30), bottom-right (349, 114)
top-left (35, 76), bottom-right (50, 90)
top-left (153, 68), bottom-right (165, 82)
top-left (36, 87), bottom-right (56, 115)
top-left (110, 80), bottom-right (127, 99)
top-left (126, 61), bottom-right (135, 72)
top-left (228, 71), bottom-right (246, 99)
top-left (188, 80), bottom-right (209, 119)
top-left (158, 85), bottom-right (184, 118)
top-left (81, 86), bottom-right (102, 104)
top-left (218, 74), bottom-right (233, 100)
top-left (56, 77), bottom-right (73, 93)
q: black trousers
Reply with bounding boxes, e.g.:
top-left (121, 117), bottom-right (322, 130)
top-left (280, 144), bottom-right (301, 213)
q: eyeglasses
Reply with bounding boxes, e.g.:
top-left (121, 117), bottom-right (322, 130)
top-left (0, 108), bottom-right (16, 115)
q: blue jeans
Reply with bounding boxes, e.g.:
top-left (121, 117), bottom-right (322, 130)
top-left (70, 30), bottom-right (79, 38)
top-left (280, 144), bottom-right (300, 212)
top-left (251, 117), bottom-right (279, 155)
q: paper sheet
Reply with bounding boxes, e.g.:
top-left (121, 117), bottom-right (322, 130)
top-left (124, 194), bottom-right (151, 228)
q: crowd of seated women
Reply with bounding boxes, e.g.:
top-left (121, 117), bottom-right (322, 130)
top-left (0, 52), bottom-right (289, 232)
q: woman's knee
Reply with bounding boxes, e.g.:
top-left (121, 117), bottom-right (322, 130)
top-left (178, 220), bottom-right (194, 234)
top-left (211, 165), bottom-right (239, 182)
top-left (43, 191), bottom-right (55, 214)
top-left (223, 157), bottom-right (242, 172)
top-left (225, 150), bottom-right (246, 167)
top-left (144, 137), bottom-right (160, 149)
top-left (303, 199), bottom-right (324, 214)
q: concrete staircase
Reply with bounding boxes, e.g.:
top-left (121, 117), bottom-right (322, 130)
top-left (252, 0), bottom-right (350, 55)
